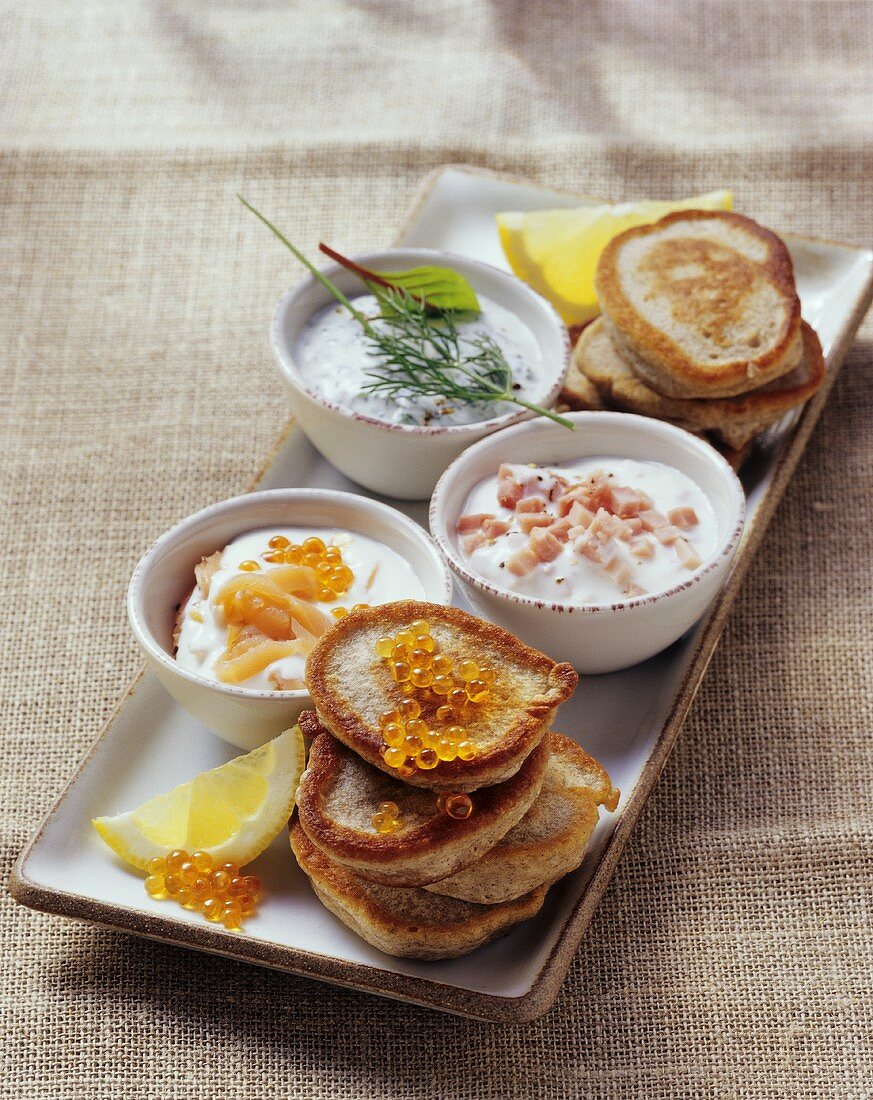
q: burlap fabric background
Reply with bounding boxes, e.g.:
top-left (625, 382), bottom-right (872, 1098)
top-left (2, 3), bottom-right (871, 1097)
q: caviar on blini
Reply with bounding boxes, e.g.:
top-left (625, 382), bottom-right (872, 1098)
top-left (373, 620), bottom-right (496, 773)
top-left (143, 850), bottom-right (261, 931)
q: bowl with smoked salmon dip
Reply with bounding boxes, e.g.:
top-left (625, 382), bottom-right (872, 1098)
top-left (128, 489), bottom-right (452, 749)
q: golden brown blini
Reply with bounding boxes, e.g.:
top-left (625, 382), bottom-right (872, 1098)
top-left (290, 821), bottom-right (549, 960)
top-left (595, 210), bottom-right (803, 399)
top-left (296, 721), bottom-right (550, 887)
top-left (425, 733), bottom-right (619, 904)
top-left (305, 601), bottom-right (577, 792)
top-left (573, 316), bottom-right (824, 449)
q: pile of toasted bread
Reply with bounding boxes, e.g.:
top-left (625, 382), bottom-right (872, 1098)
top-left (291, 601), bottom-right (618, 960)
top-left (562, 211), bottom-right (825, 462)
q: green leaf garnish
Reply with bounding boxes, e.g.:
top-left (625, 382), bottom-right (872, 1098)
top-left (318, 243), bottom-right (480, 313)
top-left (371, 266), bottom-right (480, 312)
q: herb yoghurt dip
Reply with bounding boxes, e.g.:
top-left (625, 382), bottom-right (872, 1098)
top-left (295, 293), bottom-right (543, 427)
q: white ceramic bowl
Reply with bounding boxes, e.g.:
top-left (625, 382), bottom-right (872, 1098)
top-left (271, 248), bottom-right (569, 501)
top-left (128, 489), bottom-right (453, 750)
top-left (429, 412), bottom-right (745, 673)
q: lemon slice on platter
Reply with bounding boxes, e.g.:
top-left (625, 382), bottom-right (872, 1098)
top-left (496, 190), bottom-right (733, 325)
top-left (92, 726), bottom-right (305, 871)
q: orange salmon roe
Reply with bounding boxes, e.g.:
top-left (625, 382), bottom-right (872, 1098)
top-left (372, 618), bottom-right (492, 773)
top-left (437, 792), bottom-right (474, 820)
top-left (372, 800), bottom-right (402, 833)
top-left (258, 535), bottom-right (356, 596)
top-left (142, 849), bottom-right (262, 931)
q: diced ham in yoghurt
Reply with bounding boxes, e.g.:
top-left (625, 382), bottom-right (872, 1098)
top-left (456, 458), bottom-right (717, 605)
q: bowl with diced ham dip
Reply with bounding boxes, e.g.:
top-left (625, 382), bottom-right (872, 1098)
top-left (429, 411), bottom-right (745, 673)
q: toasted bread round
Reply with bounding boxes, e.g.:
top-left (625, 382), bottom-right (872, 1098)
top-left (290, 821), bottom-right (548, 960)
top-left (559, 349), bottom-right (610, 412)
top-left (296, 723), bottom-right (550, 886)
top-left (305, 601), bottom-right (578, 791)
top-left (596, 210), bottom-right (803, 399)
top-left (425, 733), bottom-right (618, 904)
top-left (559, 360), bottom-right (753, 469)
top-left (575, 316), bottom-right (824, 449)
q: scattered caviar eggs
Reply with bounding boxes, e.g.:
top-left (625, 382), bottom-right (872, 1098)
top-left (437, 792), bottom-right (474, 820)
top-left (376, 707), bottom-right (477, 771)
top-left (417, 748), bottom-right (438, 769)
top-left (143, 850), bottom-right (261, 931)
top-left (259, 534), bottom-right (356, 599)
top-left (372, 800), bottom-right (401, 833)
top-left (466, 679), bottom-right (489, 703)
top-left (410, 666), bottom-right (433, 688)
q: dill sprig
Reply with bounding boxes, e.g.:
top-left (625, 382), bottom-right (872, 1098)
top-left (239, 196), bottom-right (573, 429)
top-left (358, 289), bottom-right (572, 427)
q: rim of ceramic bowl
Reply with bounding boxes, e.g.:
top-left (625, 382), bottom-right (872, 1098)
top-left (270, 247), bottom-right (570, 438)
top-left (429, 411), bottom-right (746, 616)
top-left (128, 488), bottom-right (454, 700)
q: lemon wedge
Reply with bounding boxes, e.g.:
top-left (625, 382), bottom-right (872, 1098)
top-left (92, 726), bottom-right (305, 871)
top-left (496, 190), bottom-right (733, 325)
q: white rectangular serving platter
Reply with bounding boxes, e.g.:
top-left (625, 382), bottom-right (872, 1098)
top-left (11, 166), bottom-right (873, 1022)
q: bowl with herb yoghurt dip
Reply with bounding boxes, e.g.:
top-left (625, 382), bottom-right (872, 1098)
top-left (128, 488), bottom-right (453, 749)
top-left (430, 412), bottom-right (745, 673)
top-left (269, 244), bottom-right (570, 500)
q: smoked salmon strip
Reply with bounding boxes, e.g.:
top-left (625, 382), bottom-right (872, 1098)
top-left (674, 537), bottom-right (702, 569)
top-left (194, 552), bottom-right (221, 598)
top-left (556, 487), bottom-right (592, 517)
top-left (604, 485), bottom-right (654, 517)
top-left (567, 501), bottom-right (594, 528)
top-left (603, 554), bottom-right (633, 589)
top-left (483, 519), bottom-right (510, 539)
top-left (216, 638), bottom-right (311, 684)
top-left (638, 509), bottom-right (670, 532)
top-left (630, 535), bottom-right (656, 558)
top-left (458, 464), bottom-right (707, 597)
top-left (462, 531), bottom-right (488, 554)
top-left (546, 517), bottom-right (574, 542)
top-left (457, 514), bottom-right (511, 544)
top-left (653, 524), bottom-right (683, 545)
top-left (575, 533), bottom-right (607, 563)
top-left (497, 465), bottom-right (525, 508)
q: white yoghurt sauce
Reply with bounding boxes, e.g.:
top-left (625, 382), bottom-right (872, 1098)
top-left (295, 293), bottom-right (542, 426)
top-left (175, 526), bottom-right (425, 690)
top-left (459, 458), bottom-right (718, 605)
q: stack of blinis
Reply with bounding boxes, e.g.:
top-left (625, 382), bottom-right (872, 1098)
top-left (561, 211), bottom-right (825, 464)
top-left (291, 601), bottom-right (618, 959)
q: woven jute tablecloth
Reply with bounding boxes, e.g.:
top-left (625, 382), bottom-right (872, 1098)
top-left (2, 3), bottom-right (871, 1097)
